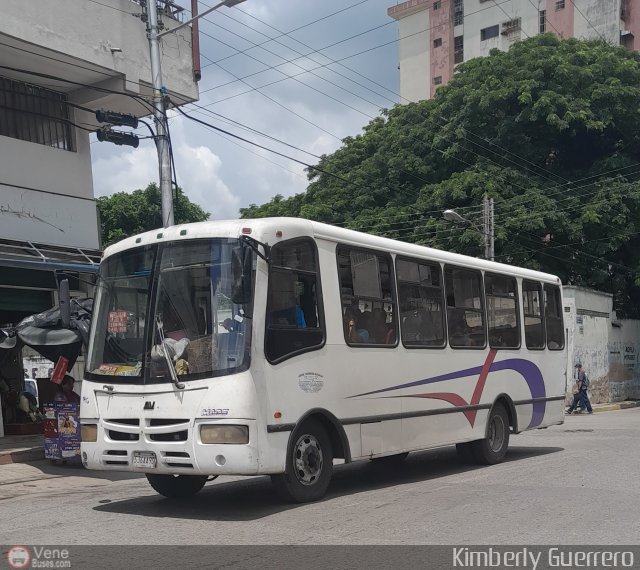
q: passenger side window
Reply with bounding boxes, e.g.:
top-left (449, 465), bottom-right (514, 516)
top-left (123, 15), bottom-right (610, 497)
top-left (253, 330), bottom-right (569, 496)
top-left (338, 247), bottom-right (397, 346)
top-left (265, 239), bottom-right (324, 363)
top-left (445, 266), bottom-right (486, 348)
top-left (544, 284), bottom-right (565, 350)
top-left (396, 258), bottom-right (445, 347)
top-left (522, 280), bottom-right (545, 349)
top-left (485, 273), bottom-right (520, 349)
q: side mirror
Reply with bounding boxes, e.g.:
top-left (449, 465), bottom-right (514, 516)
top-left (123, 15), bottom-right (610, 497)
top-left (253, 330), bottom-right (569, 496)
top-left (59, 279), bottom-right (70, 328)
top-left (231, 246), bottom-right (252, 305)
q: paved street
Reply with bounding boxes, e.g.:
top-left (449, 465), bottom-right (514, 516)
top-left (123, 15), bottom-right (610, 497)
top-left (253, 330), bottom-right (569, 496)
top-left (1, 408), bottom-right (638, 545)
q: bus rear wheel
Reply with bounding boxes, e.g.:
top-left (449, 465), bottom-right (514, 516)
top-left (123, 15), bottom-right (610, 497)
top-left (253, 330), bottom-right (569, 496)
top-left (146, 474), bottom-right (208, 499)
top-left (271, 419), bottom-right (333, 503)
top-left (471, 403), bottom-right (510, 465)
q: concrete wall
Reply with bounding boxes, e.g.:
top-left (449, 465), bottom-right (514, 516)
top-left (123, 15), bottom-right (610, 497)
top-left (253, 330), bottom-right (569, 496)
top-left (563, 286), bottom-right (640, 404)
top-left (573, 0), bottom-right (621, 44)
top-left (0, 130), bottom-right (99, 249)
top-left (0, 0), bottom-right (198, 106)
top-left (394, 4), bottom-right (432, 102)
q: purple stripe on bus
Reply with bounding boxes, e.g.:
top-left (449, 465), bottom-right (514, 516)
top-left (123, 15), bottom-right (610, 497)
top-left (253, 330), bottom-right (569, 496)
top-left (348, 357), bottom-right (547, 429)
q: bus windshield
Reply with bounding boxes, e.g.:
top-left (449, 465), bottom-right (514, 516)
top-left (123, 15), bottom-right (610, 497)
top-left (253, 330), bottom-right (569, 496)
top-left (87, 238), bottom-right (253, 383)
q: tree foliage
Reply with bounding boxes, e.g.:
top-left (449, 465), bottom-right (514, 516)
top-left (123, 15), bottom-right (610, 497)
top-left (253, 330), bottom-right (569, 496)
top-left (241, 36), bottom-right (640, 316)
top-left (97, 183), bottom-right (209, 246)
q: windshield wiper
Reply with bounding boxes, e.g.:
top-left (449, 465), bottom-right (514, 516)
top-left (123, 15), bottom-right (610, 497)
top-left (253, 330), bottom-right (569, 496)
top-left (155, 316), bottom-right (185, 390)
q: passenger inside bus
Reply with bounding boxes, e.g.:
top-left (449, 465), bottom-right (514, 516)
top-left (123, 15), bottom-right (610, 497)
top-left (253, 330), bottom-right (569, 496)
top-left (344, 307), bottom-right (369, 343)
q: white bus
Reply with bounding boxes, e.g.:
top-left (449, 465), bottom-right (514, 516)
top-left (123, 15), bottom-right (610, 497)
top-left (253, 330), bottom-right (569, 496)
top-left (80, 218), bottom-right (566, 502)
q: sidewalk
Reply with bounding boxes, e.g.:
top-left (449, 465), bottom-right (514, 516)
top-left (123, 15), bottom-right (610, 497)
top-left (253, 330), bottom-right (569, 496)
top-left (587, 400), bottom-right (640, 413)
top-left (0, 434), bottom-right (44, 465)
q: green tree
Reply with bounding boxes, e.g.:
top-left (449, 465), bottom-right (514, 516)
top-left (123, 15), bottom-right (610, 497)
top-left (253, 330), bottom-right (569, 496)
top-left (97, 183), bottom-right (209, 246)
top-left (241, 36), bottom-right (640, 317)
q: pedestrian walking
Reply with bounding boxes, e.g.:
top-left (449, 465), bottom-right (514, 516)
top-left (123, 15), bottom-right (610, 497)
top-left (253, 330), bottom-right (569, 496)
top-left (566, 363), bottom-right (593, 414)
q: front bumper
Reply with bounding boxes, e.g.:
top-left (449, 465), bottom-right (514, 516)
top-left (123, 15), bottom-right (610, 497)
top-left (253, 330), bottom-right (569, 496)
top-left (81, 418), bottom-right (260, 475)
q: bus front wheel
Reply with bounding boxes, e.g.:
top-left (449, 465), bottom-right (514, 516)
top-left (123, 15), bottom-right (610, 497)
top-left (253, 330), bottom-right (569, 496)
top-left (271, 419), bottom-right (333, 503)
top-left (471, 403), bottom-right (510, 465)
top-left (146, 474), bottom-right (208, 499)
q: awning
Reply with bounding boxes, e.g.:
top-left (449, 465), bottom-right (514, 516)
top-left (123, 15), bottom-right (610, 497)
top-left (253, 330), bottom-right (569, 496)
top-left (0, 238), bottom-right (101, 274)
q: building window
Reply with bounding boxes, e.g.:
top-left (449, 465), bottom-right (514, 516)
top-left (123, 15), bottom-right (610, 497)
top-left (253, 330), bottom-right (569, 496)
top-left (433, 1), bottom-right (441, 9)
top-left (433, 38), bottom-right (443, 48)
top-left (338, 247), bottom-right (397, 346)
top-left (555, 0), bottom-right (565, 10)
top-left (539, 10), bottom-right (546, 33)
top-left (481, 24), bottom-right (500, 41)
top-left (454, 0), bottom-right (464, 26)
top-left (433, 76), bottom-right (443, 85)
top-left (0, 76), bottom-right (75, 151)
top-left (454, 35), bottom-right (464, 63)
top-left (266, 238), bottom-right (325, 362)
top-left (396, 258), bottom-right (445, 348)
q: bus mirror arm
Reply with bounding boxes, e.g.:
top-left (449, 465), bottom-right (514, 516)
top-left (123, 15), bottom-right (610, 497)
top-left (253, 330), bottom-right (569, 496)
top-left (155, 317), bottom-right (185, 390)
top-left (240, 235), bottom-right (270, 263)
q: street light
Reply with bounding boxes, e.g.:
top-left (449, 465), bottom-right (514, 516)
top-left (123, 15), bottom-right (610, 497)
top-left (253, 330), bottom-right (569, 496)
top-left (442, 199), bottom-right (494, 261)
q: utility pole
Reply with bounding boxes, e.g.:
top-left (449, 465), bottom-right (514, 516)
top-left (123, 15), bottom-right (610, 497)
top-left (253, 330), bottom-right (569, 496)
top-left (143, 0), bottom-right (174, 228)
top-left (482, 195), bottom-right (495, 261)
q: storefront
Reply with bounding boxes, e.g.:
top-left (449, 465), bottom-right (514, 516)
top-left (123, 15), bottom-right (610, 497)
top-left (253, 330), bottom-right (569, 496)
top-left (0, 239), bottom-right (100, 437)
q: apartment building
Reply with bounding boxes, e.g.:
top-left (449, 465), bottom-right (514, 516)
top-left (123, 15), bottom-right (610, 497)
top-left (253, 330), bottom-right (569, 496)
top-left (388, 0), bottom-right (640, 101)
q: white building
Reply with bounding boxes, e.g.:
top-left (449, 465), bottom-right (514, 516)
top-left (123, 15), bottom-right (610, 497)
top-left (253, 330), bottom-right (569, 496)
top-left (564, 286), bottom-right (640, 404)
top-left (388, 0), bottom-right (640, 101)
top-left (0, 0), bottom-right (199, 435)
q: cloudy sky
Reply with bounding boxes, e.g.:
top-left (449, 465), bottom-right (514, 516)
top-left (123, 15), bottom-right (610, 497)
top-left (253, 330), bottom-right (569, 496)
top-left (91, 0), bottom-right (402, 220)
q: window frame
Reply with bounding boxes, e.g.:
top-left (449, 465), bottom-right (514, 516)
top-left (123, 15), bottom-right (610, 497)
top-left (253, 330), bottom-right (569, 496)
top-left (0, 75), bottom-right (75, 151)
top-left (433, 38), bottom-right (443, 48)
top-left (522, 279), bottom-right (546, 351)
top-left (396, 256), bottom-right (446, 349)
top-left (485, 272), bottom-right (521, 350)
top-left (444, 264), bottom-right (487, 350)
top-left (544, 283), bottom-right (565, 351)
top-left (265, 237), bottom-right (326, 364)
top-left (480, 24), bottom-right (500, 41)
top-left (336, 245), bottom-right (398, 349)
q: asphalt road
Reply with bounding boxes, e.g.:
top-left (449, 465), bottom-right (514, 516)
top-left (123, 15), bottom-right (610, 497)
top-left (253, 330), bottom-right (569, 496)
top-left (1, 408), bottom-right (638, 545)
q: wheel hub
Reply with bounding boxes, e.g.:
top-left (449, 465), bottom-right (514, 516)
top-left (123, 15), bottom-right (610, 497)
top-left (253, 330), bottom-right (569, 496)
top-left (293, 433), bottom-right (323, 486)
top-left (489, 415), bottom-right (505, 452)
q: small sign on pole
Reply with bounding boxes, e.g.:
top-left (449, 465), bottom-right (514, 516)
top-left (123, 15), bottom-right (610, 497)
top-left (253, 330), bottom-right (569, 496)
top-left (50, 356), bottom-right (69, 384)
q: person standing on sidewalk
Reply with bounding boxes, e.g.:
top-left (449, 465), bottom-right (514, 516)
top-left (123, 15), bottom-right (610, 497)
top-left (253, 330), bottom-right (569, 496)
top-left (566, 363), bottom-right (593, 414)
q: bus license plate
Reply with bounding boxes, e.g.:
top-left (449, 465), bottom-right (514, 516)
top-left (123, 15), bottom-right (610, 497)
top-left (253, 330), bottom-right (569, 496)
top-left (132, 451), bottom-right (157, 469)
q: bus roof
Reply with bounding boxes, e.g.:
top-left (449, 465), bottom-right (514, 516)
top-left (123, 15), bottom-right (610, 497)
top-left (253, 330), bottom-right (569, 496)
top-left (103, 217), bottom-right (561, 284)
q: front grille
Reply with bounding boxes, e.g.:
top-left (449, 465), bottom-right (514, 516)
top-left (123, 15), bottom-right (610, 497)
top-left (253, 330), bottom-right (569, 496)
top-left (107, 418), bottom-right (140, 426)
top-left (108, 430), bottom-right (139, 441)
top-left (148, 418), bottom-right (188, 427)
top-left (149, 430), bottom-right (188, 442)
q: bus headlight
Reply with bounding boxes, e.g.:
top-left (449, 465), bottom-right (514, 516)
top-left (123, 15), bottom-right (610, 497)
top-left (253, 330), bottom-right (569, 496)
top-left (81, 424), bottom-right (98, 442)
top-left (200, 425), bottom-right (249, 444)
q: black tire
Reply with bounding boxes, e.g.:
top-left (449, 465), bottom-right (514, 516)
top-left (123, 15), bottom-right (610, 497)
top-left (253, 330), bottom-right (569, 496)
top-left (455, 442), bottom-right (475, 463)
top-left (370, 452), bottom-right (409, 465)
top-left (470, 403), bottom-right (510, 465)
top-left (146, 474), bottom-right (208, 499)
top-left (271, 418), bottom-right (333, 503)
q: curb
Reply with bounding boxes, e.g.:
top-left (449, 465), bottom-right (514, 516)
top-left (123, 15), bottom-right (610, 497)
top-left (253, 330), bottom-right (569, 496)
top-left (592, 401), bottom-right (640, 413)
top-left (0, 447), bottom-right (45, 466)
